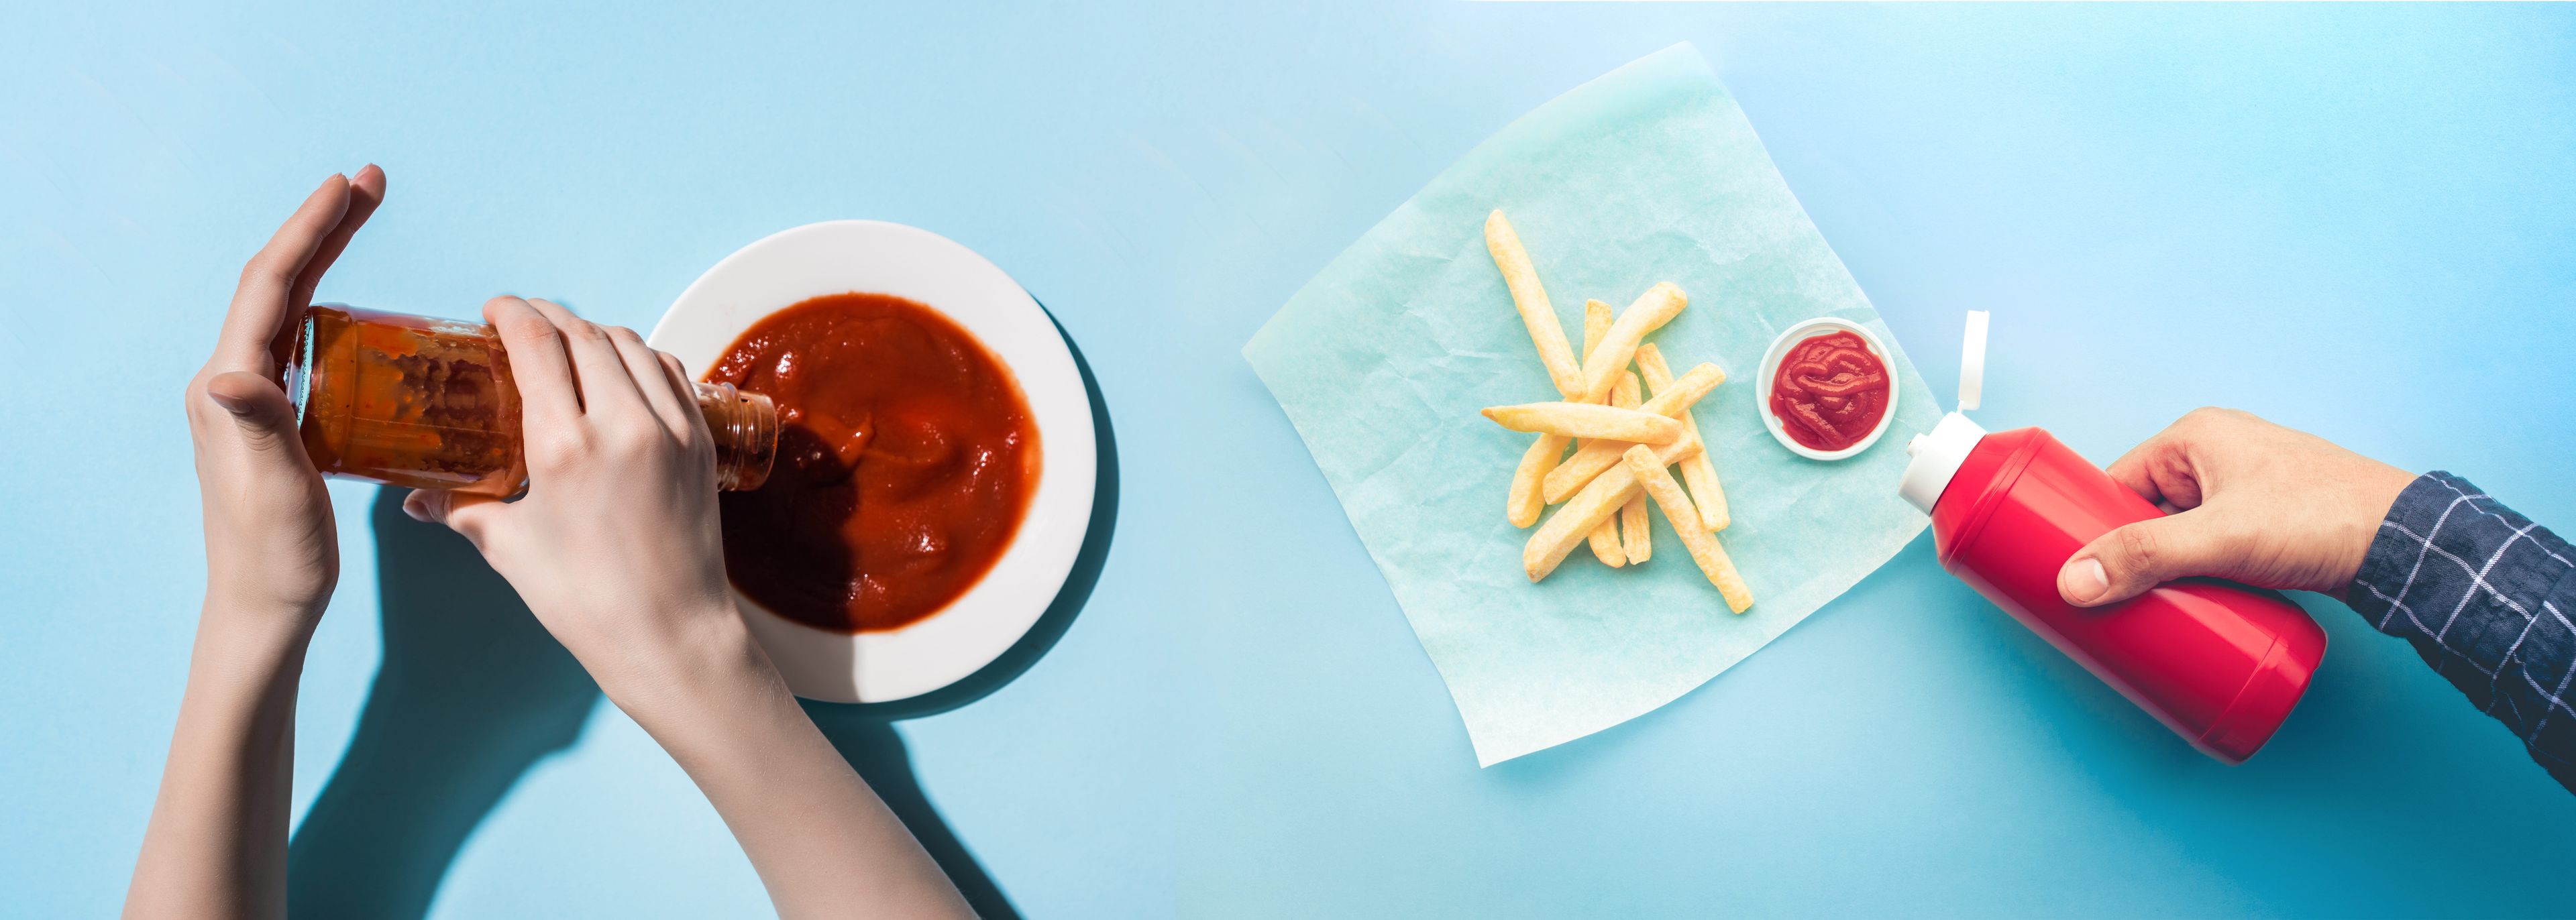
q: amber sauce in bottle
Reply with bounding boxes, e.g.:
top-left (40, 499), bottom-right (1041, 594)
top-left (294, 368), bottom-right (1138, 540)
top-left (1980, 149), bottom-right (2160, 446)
top-left (284, 304), bottom-right (777, 495)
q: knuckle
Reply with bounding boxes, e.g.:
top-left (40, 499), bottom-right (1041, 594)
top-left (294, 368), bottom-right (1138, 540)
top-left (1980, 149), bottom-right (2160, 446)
top-left (2112, 527), bottom-right (2161, 573)
top-left (527, 430), bottom-right (590, 472)
top-left (591, 415), bottom-right (665, 457)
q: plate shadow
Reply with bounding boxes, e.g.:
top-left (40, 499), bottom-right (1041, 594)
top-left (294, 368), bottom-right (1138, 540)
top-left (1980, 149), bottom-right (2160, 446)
top-left (801, 308), bottom-right (1121, 920)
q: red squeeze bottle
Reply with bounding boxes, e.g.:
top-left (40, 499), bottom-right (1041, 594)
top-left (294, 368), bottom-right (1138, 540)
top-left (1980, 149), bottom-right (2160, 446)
top-left (1896, 314), bottom-right (2325, 763)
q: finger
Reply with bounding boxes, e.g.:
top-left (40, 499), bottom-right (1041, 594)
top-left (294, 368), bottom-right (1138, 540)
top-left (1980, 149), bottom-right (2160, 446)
top-left (2058, 514), bottom-right (2234, 608)
top-left (217, 174), bottom-right (350, 372)
top-left (403, 488), bottom-right (508, 547)
top-left (483, 296), bottom-right (584, 426)
top-left (524, 298), bottom-right (647, 417)
top-left (2102, 435), bottom-right (2176, 508)
top-left (657, 352), bottom-right (717, 461)
top-left (606, 327), bottom-right (692, 437)
top-left (277, 165), bottom-right (388, 359)
top-left (202, 370), bottom-right (312, 465)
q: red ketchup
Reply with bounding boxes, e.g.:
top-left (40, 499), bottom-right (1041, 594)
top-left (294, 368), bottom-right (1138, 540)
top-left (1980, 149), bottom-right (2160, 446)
top-left (1900, 412), bottom-right (2326, 763)
top-left (1770, 331), bottom-right (1890, 452)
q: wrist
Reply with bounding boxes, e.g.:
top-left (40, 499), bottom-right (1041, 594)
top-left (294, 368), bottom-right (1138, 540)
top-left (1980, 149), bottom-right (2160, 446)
top-left (187, 599), bottom-right (316, 697)
top-left (589, 600), bottom-right (787, 728)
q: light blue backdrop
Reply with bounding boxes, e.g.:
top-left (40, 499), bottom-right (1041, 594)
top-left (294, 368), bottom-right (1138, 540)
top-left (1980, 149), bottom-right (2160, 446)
top-left (6, 3), bottom-right (2573, 917)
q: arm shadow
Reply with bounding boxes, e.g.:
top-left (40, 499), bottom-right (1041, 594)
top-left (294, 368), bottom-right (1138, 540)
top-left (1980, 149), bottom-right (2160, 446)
top-left (801, 308), bottom-right (1120, 920)
top-left (285, 489), bottom-right (603, 918)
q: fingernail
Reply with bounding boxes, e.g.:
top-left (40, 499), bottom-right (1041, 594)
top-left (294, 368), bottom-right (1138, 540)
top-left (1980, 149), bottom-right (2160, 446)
top-left (2064, 558), bottom-right (2108, 605)
top-left (206, 389), bottom-right (254, 416)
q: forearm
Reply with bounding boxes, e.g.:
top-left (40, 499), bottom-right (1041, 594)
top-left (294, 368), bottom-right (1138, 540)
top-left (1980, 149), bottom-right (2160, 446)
top-left (124, 605), bottom-right (313, 920)
top-left (606, 612), bottom-right (971, 920)
top-left (2347, 471), bottom-right (2576, 793)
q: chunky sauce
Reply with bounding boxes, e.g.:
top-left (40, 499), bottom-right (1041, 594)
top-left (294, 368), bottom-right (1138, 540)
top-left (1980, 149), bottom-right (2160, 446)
top-left (1768, 330), bottom-right (1890, 453)
top-left (708, 292), bottom-right (1040, 634)
top-left (292, 305), bottom-right (525, 494)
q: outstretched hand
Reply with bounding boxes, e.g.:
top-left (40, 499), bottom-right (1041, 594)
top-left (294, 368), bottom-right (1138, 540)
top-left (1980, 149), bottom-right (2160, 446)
top-left (2057, 408), bottom-right (2416, 608)
top-left (186, 165), bottom-right (384, 628)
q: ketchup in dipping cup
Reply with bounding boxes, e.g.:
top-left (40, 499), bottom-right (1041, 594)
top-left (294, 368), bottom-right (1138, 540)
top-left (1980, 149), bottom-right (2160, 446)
top-left (1758, 319), bottom-right (1897, 459)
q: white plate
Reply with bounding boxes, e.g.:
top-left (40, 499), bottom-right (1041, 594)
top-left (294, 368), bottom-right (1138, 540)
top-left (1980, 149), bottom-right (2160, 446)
top-left (650, 221), bottom-right (1097, 704)
top-left (1752, 317), bottom-right (1900, 461)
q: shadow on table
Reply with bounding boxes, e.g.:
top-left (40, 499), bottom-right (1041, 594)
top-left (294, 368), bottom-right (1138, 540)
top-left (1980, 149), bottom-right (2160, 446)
top-left (284, 312), bottom-right (1115, 920)
top-left (802, 310), bottom-right (1120, 920)
top-left (284, 490), bottom-right (602, 918)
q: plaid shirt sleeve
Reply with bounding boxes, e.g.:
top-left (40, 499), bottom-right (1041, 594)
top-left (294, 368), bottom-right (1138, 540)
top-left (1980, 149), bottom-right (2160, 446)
top-left (2345, 471), bottom-right (2576, 793)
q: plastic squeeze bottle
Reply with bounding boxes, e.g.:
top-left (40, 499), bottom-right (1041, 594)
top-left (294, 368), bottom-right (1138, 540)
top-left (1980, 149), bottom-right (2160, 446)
top-left (1896, 312), bottom-right (2326, 763)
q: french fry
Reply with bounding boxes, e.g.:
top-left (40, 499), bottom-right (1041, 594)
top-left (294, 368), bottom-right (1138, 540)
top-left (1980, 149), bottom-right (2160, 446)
top-left (1572, 283), bottom-right (1686, 403)
top-left (1582, 298), bottom-right (1613, 386)
top-left (1525, 433), bottom-right (1703, 581)
top-left (1586, 502), bottom-right (1629, 567)
top-left (1622, 445), bottom-right (1754, 612)
top-left (1615, 371), bottom-right (1651, 563)
top-left (1485, 211), bottom-right (1582, 397)
top-left (1482, 402), bottom-right (1682, 444)
top-left (1579, 298), bottom-right (1619, 561)
top-left (1636, 344), bottom-right (1729, 532)
top-left (1507, 433), bottom-right (1568, 528)
top-left (1542, 362), bottom-right (1725, 502)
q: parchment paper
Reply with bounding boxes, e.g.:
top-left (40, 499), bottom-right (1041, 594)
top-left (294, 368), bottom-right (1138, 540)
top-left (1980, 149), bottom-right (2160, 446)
top-left (1243, 44), bottom-right (1937, 766)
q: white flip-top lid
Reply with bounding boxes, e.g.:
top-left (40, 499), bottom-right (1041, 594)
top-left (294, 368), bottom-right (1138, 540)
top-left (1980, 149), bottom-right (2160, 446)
top-left (1897, 311), bottom-right (1991, 514)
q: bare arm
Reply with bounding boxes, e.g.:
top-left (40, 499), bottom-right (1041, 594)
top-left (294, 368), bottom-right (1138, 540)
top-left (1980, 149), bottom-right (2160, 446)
top-left (405, 296), bottom-right (969, 918)
top-left (127, 167), bottom-right (385, 919)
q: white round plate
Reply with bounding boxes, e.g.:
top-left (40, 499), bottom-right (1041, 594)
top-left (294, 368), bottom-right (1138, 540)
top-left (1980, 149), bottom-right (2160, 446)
top-left (1753, 317), bottom-right (1900, 461)
top-left (650, 221), bottom-right (1097, 704)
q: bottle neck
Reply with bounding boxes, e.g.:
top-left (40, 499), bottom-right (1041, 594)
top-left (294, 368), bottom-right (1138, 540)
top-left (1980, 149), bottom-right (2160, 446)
top-left (692, 382), bottom-right (780, 491)
top-left (1898, 412), bottom-right (1988, 514)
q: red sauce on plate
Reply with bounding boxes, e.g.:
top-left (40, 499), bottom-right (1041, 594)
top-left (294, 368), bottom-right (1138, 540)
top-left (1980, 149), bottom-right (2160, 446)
top-left (1768, 329), bottom-right (1890, 453)
top-left (707, 292), bottom-right (1041, 634)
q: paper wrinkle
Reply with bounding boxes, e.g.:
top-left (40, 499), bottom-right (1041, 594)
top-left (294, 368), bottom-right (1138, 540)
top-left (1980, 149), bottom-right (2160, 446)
top-left (1243, 44), bottom-right (1935, 765)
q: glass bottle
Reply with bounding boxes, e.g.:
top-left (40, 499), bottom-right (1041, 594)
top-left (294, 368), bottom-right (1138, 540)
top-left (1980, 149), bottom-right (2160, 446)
top-left (280, 304), bottom-right (778, 496)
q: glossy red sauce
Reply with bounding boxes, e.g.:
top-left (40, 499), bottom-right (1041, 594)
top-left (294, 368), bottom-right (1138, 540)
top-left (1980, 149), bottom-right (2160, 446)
top-left (1768, 330), bottom-right (1890, 453)
top-left (708, 292), bottom-right (1040, 634)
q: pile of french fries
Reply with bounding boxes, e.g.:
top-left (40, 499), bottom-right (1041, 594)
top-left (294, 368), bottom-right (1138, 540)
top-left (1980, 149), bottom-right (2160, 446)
top-left (1478, 211), bottom-right (1754, 613)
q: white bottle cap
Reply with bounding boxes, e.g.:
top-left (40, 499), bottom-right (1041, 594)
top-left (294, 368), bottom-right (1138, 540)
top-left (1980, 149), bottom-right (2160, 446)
top-left (1900, 411), bottom-right (1989, 514)
top-left (1896, 312), bottom-right (1996, 514)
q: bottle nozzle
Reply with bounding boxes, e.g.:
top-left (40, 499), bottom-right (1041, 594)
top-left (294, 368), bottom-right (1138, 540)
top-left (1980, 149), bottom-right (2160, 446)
top-left (1958, 310), bottom-right (1988, 413)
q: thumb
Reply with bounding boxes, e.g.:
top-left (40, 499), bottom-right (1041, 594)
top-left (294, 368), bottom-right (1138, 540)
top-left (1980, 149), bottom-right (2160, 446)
top-left (401, 487), bottom-right (508, 548)
top-left (2058, 514), bottom-right (2233, 608)
top-left (203, 370), bottom-right (307, 459)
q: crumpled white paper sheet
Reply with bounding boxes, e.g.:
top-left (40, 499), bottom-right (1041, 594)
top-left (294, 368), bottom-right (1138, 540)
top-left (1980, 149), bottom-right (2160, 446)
top-left (1244, 44), bottom-right (1937, 766)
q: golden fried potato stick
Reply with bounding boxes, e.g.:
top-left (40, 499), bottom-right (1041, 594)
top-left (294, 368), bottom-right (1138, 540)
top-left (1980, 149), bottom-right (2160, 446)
top-left (1635, 343), bottom-right (1729, 532)
top-left (1523, 433), bottom-right (1702, 581)
top-left (1542, 362), bottom-right (1725, 502)
top-left (1578, 298), bottom-right (1620, 561)
top-left (1482, 402), bottom-right (1681, 444)
top-left (1485, 211), bottom-right (1582, 397)
top-left (1507, 434), bottom-right (1569, 528)
top-left (1621, 445), bottom-right (1754, 612)
top-left (1615, 371), bottom-right (1651, 563)
top-left (1582, 298), bottom-right (1613, 383)
top-left (1586, 501), bottom-right (1629, 567)
top-left (1572, 282), bottom-right (1685, 403)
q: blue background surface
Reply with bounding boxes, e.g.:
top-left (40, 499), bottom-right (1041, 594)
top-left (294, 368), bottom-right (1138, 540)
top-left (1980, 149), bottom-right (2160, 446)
top-left (7, 3), bottom-right (2575, 917)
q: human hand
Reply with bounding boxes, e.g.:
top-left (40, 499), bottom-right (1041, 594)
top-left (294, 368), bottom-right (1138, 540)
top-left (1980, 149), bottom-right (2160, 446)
top-left (2057, 408), bottom-right (2416, 608)
top-left (403, 296), bottom-right (756, 705)
top-left (405, 298), bottom-right (968, 919)
top-left (186, 166), bottom-right (386, 628)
